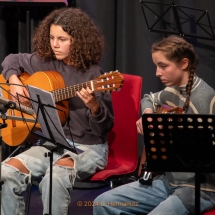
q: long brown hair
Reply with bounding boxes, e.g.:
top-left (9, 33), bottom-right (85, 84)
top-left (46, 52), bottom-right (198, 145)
top-left (32, 7), bottom-right (104, 70)
top-left (151, 35), bottom-right (199, 113)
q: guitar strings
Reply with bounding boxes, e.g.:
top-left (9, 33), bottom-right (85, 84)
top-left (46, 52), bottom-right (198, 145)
top-left (51, 81), bottom-right (92, 102)
top-left (52, 78), bottom-right (118, 102)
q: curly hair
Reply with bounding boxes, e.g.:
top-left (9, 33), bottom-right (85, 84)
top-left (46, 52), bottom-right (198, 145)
top-left (32, 7), bottom-right (104, 69)
top-left (151, 35), bottom-right (199, 113)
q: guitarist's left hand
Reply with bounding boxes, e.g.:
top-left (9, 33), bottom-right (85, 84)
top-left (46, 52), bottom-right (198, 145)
top-left (76, 87), bottom-right (101, 116)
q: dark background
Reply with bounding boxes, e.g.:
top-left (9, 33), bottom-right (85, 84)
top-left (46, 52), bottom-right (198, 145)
top-left (0, 0), bottom-right (215, 162)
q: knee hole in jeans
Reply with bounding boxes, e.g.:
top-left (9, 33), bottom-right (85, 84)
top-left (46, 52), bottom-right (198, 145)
top-left (55, 155), bottom-right (74, 168)
top-left (5, 158), bottom-right (29, 174)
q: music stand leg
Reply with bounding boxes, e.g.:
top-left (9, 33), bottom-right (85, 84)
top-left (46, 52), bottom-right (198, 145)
top-left (44, 146), bottom-right (58, 215)
top-left (195, 172), bottom-right (201, 215)
top-left (0, 123), bottom-right (7, 215)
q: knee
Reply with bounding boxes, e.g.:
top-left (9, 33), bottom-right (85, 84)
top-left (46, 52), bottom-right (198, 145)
top-left (173, 187), bottom-right (195, 209)
top-left (4, 158), bottom-right (29, 174)
top-left (41, 165), bottom-right (75, 189)
top-left (55, 156), bottom-right (74, 167)
top-left (1, 161), bottom-right (30, 193)
top-left (94, 190), bottom-right (114, 205)
top-left (93, 192), bottom-right (112, 214)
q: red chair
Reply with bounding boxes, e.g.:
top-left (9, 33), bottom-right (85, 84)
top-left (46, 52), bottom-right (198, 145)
top-left (88, 73), bottom-right (142, 183)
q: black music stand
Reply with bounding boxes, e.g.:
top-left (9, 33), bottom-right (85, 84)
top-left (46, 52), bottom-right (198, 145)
top-left (141, 113), bottom-right (215, 215)
top-left (140, 0), bottom-right (215, 41)
top-left (24, 85), bottom-right (83, 215)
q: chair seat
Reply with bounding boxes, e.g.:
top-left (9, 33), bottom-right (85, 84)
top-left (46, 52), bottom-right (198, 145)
top-left (90, 160), bottom-right (135, 180)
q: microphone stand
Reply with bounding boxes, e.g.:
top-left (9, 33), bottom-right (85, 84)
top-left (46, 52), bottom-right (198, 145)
top-left (0, 100), bottom-right (36, 215)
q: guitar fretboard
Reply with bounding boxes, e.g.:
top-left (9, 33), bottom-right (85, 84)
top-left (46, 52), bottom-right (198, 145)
top-left (51, 81), bottom-right (93, 102)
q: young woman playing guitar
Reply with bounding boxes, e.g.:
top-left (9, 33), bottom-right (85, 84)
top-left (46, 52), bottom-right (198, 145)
top-left (93, 35), bottom-right (215, 215)
top-left (1, 7), bottom-right (115, 215)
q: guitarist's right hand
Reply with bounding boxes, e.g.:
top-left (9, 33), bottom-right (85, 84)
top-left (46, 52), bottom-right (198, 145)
top-left (9, 74), bottom-right (30, 105)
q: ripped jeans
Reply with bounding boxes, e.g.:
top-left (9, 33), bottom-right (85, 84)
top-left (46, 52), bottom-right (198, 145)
top-left (1, 141), bottom-right (108, 215)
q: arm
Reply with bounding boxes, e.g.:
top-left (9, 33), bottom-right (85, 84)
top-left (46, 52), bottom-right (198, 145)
top-left (87, 91), bottom-right (114, 137)
top-left (1, 53), bottom-right (54, 102)
top-left (136, 91), bottom-right (162, 135)
top-left (76, 67), bottom-right (114, 138)
top-left (1, 53), bottom-right (52, 80)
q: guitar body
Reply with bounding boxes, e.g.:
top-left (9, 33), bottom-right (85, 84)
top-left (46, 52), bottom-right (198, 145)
top-left (0, 71), bottom-right (69, 146)
top-left (20, 71), bottom-right (69, 124)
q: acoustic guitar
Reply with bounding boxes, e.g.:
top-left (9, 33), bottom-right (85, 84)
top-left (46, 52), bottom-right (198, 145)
top-left (0, 70), bottom-right (124, 146)
top-left (138, 104), bottom-right (183, 177)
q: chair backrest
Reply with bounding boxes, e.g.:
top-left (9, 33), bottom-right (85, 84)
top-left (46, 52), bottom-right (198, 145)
top-left (91, 73), bottom-right (142, 180)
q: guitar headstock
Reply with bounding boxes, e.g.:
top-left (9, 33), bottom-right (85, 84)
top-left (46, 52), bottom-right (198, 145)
top-left (93, 70), bottom-right (124, 92)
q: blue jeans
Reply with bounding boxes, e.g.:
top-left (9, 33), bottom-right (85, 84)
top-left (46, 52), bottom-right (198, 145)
top-left (1, 141), bottom-right (108, 215)
top-left (93, 175), bottom-right (215, 215)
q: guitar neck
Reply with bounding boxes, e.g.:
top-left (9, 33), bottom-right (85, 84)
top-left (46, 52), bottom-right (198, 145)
top-left (51, 80), bottom-right (92, 102)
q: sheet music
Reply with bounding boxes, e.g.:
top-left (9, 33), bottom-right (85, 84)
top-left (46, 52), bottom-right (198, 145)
top-left (26, 85), bottom-right (83, 154)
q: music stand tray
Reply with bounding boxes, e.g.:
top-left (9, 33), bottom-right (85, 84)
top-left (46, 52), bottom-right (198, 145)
top-left (142, 113), bottom-right (215, 215)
